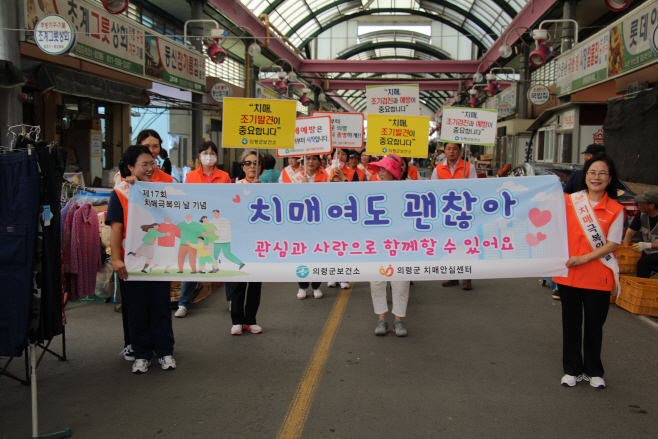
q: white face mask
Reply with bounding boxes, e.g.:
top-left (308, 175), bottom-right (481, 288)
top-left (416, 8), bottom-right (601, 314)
top-left (200, 155), bottom-right (217, 166)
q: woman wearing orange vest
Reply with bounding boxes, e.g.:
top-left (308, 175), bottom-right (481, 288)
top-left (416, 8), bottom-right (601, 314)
top-left (281, 154), bottom-right (329, 300)
top-left (176, 141), bottom-right (231, 319)
top-left (278, 156), bottom-right (302, 183)
top-left (107, 145), bottom-right (176, 374)
top-left (431, 143), bottom-right (477, 290)
top-left (114, 130), bottom-right (174, 185)
top-left (358, 151), bottom-right (379, 181)
top-left (552, 155), bottom-right (624, 389)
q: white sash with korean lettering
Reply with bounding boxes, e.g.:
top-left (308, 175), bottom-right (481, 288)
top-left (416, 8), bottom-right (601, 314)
top-left (570, 190), bottom-right (621, 296)
top-left (285, 166), bottom-right (304, 183)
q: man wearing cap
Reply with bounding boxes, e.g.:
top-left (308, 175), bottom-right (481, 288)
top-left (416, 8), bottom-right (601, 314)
top-left (431, 142), bottom-right (477, 290)
top-left (564, 144), bottom-right (606, 194)
top-left (622, 191), bottom-right (658, 278)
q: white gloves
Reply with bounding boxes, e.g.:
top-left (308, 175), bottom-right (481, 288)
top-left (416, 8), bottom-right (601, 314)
top-left (632, 242), bottom-right (652, 252)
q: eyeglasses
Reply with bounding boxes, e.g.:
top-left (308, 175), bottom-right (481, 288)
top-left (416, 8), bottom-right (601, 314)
top-left (137, 161), bottom-right (156, 170)
top-left (243, 160), bottom-right (260, 167)
top-left (586, 171), bottom-right (609, 178)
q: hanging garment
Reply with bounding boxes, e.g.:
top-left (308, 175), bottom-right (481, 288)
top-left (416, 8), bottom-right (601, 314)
top-left (62, 204), bottom-right (78, 303)
top-left (0, 150), bottom-right (41, 357)
top-left (70, 204), bottom-right (102, 301)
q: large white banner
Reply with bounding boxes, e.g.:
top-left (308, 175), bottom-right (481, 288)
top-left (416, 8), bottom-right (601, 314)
top-left (124, 177), bottom-right (569, 282)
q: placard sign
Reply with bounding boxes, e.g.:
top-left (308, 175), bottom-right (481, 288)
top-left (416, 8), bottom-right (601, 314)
top-left (440, 107), bottom-right (498, 146)
top-left (277, 116), bottom-right (333, 157)
top-left (528, 84), bottom-right (551, 106)
top-left (365, 114), bottom-right (430, 157)
top-left (210, 81), bottom-right (232, 103)
top-left (366, 84), bottom-right (420, 116)
top-left (222, 97), bottom-right (297, 148)
top-left (312, 112), bottom-right (365, 149)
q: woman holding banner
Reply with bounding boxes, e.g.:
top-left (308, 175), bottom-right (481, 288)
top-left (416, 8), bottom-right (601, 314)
top-left (107, 145), bottom-right (176, 373)
top-left (230, 150), bottom-right (264, 335)
top-left (366, 154), bottom-right (411, 337)
top-left (281, 154), bottom-right (329, 299)
top-left (552, 155), bottom-right (624, 389)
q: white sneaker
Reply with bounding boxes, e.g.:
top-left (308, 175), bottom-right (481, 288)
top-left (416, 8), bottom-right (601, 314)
top-left (340, 282), bottom-right (350, 289)
top-left (231, 324), bottom-right (242, 335)
top-left (584, 375), bottom-right (606, 389)
top-left (242, 324), bottom-right (262, 334)
top-left (120, 344), bottom-right (135, 361)
top-left (313, 289), bottom-right (323, 299)
top-left (560, 374), bottom-right (583, 387)
top-left (132, 359), bottom-right (150, 373)
top-left (327, 282), bottom-right (337, 287)
top-left (174, 306), bottom-right (187, 318)
top-left (297, 288), bottom-right (307, 299)
top-left (158, 355), bottom-right (177, 370)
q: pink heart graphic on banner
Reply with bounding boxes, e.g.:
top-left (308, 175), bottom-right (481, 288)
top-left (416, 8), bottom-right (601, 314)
top-left (232, 195), bottom-right (241, 203)
top-left (529, 208), bottom-right (552, 227)
top-left (537, 232), bottom-right (547, 241)
top-left (526, 233), bottom-right (540, 247)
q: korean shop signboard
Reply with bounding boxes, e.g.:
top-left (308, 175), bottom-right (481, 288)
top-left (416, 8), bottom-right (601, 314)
top-left (312, 111), bottom-right (365, 149)
top-left (365, 114), bottom-right (430, 157)
top-left (222, 98), bottom-right (297, 149)
top-left (366, 84), bottom-right (420, 116)
top-left (555, 0), bottom-right (658, 97)
top-left (484, 83), bottom-right (517, 119)
top-left (24, 0), bottom-right (206, 93)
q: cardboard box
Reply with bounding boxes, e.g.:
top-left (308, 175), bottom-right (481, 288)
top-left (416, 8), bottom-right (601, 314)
top-left (74, 119), bottom-right (101, 130)
top-left (476, 160), bottom-right (491, 169)
top-left (480, 154), bottom-right (494, 160)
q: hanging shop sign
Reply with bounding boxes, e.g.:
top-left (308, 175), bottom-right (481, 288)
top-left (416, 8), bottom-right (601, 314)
top-left (24, 0), bottom-right (206, 93)
top-left (33, 15), bottom-right (76, 56)
top-left (440, 107), bottom-right (498, 146)
top-left (210, 81), bottom-right (232, 103)
top-left (555, 0), bottom-right (658, 97)
top-left (527, 84), bottom-right (551, 106)
top-left (484, 83), bottom-right (517, 119)
top-left (276, 116), bottom-right (333, 157)
top-left (366, 84), bottom-right (420, 116)
top-left (365, 114), bottom-right (430, 157)
top-left (652, 23), bottom-right (658, 55)
top-left (562, 109), bottom-right (576, 130)
top-left (312, 112), bottom-right (365, 149)
top-left (124, 177), bottom-right (569, 282)
top-left (255, 83), bottom-right (277, 100)
top-left (222, 97), bottom-right (297, 149)
top-left (496, 103), bottom-right (512, 118)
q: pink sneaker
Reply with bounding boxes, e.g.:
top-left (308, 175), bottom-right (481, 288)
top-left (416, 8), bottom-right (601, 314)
top-left (242, 324), bottom-right (262, 334)
top-left (231, 324), bottom-right (242, 335)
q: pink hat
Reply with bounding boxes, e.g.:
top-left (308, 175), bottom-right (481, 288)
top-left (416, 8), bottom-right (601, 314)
top-left (368, 153), bottom-right (402, 180)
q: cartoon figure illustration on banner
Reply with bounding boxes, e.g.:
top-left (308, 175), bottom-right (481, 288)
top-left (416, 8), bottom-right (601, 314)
top-left (127, 224), bottom-right (171, 273)
top-left (209, 209), bottom-right (246, 271)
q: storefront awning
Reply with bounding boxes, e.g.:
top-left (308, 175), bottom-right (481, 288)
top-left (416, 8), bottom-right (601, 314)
top-left (0, 60), bottom-right (27, 88)
top-left (34, 63), bottom-right (149, 107)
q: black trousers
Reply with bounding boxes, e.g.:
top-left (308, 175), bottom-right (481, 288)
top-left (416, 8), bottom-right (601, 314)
top-left (636, 252), bottom-right (658, 278)
top-left (231, 282), bottom-right (261, 325)
top-left (298, 282), bottom-right (321, 289)
top-left (558, 284), bottom-right (610, 377)
top-left (120, 280), bottom-right (174, 360)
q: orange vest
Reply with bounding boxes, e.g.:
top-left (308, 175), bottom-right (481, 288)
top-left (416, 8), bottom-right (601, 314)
top-left (341, 166), bottom-right (366, 182)
top-left (152, 166), bottom-right (173, 183)
top-left (553, 193), bottom-right (625, 291)
top-left (281, 166), bottom-right (302, 183)
top-left (281, 168), bottom-right (328, 182)
top-left (112, 181), bottom-right (131, 259)
top-left (184, 167), bottom-right (230, 183)
top-left (435, 158), bottom-right (469, 179)
top-left (408, 165), bottom-right (419, 180)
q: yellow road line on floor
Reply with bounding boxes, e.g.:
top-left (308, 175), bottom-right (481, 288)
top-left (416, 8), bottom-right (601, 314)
top-left (276, 284), bottom-right (353, 439)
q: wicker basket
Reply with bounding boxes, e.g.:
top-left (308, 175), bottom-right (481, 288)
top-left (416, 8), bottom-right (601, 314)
top-left (617, 246), bottom-right (642, 274)
top-left (615, 276), bottom-right (658, 317)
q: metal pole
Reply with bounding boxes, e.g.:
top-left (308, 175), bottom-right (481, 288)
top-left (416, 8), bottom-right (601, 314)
top-left (560, 0), bottom-right (578, 105)
top-left (517, 45), bottom-right (529, 119)
top-left (188, 0), bottom-right (205, 159)
top-left (0, 0), bottom-right (23, 130)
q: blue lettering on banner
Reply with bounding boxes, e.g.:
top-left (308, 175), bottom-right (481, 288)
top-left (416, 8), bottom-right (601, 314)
top-left (363, 194), bottom-right (391, 227)
top-left (402, 191), bottom-right (439, 231)
top-left (326, 195), bottom-right (359, 223)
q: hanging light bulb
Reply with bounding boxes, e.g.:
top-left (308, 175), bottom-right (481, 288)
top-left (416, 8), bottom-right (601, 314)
top-left (473, 72), bottom-right (484, 83)
top-left (248, 43), bottom-right (261, 58)
top-left (276, 79), bottom-right (288, 94)
top-left (318, 92), bottom-right (326, 102)
top-left (103, 0), bottom-right (129, 14)
top-left (499, 44), bottom-right (513, 58)
top-left (287, 71), bottom-right (297, 82)
top-left (207, 43), bottom-right (226, 64)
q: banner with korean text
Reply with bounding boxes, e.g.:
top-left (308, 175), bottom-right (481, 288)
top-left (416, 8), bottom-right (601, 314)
top-left (277, 116), bottom-right (333, 157)
top-left (124, 176), bottom-right (569, 282)
top-left (312, 112), bottom-right (365, 149)
top-left (440, 107), bottom-right (498, 146)
top-left (366, 114), bottom-right (430, 157)
top-left (222, 97), bottom-right (297, 148)
top-left (366, 84), bottom-right (420, 116)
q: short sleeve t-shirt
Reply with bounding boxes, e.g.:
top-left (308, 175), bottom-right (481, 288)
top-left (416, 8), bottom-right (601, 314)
top-left (629, 212), bottom-right (658, 232)
top-left (105, 191), bottom-right (124, 225)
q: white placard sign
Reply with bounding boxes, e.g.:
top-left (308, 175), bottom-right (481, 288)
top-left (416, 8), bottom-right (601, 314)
top-left (91, 133), bottom-right (102, 157)
top-left (33, 15), bottom-right (76, 56)
top-left (277, 116), bottom-right (333, 157)
top-left (312, 111), bottom-right (365, 149)
top-left (528, 84), bottom-right (551, 106)
top-left (440, 107), bottom-right (498, 146)
top-left (210, 81), bottom-right (232, 103)
top-left (366, 84), bottom-right (420, 116)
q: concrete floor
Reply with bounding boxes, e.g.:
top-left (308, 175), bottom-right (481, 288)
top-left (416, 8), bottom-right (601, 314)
top-left (1, 278), bottom-right (657, 439)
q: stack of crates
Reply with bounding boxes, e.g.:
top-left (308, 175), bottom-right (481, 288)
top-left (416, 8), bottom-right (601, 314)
top-left (614, 246), bottom-right (658, 316)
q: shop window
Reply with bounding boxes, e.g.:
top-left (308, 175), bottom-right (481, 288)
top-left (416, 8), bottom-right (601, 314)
top-left (536, 126), bottom-right (555, 162)
top-left (559, 133), bottom-right (573, 163)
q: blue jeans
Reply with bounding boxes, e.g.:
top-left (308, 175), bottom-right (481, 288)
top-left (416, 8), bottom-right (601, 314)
top-left (0, 151), bottom-right (40, 357)
top-left (179, 281), bottom-right (234, 308)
